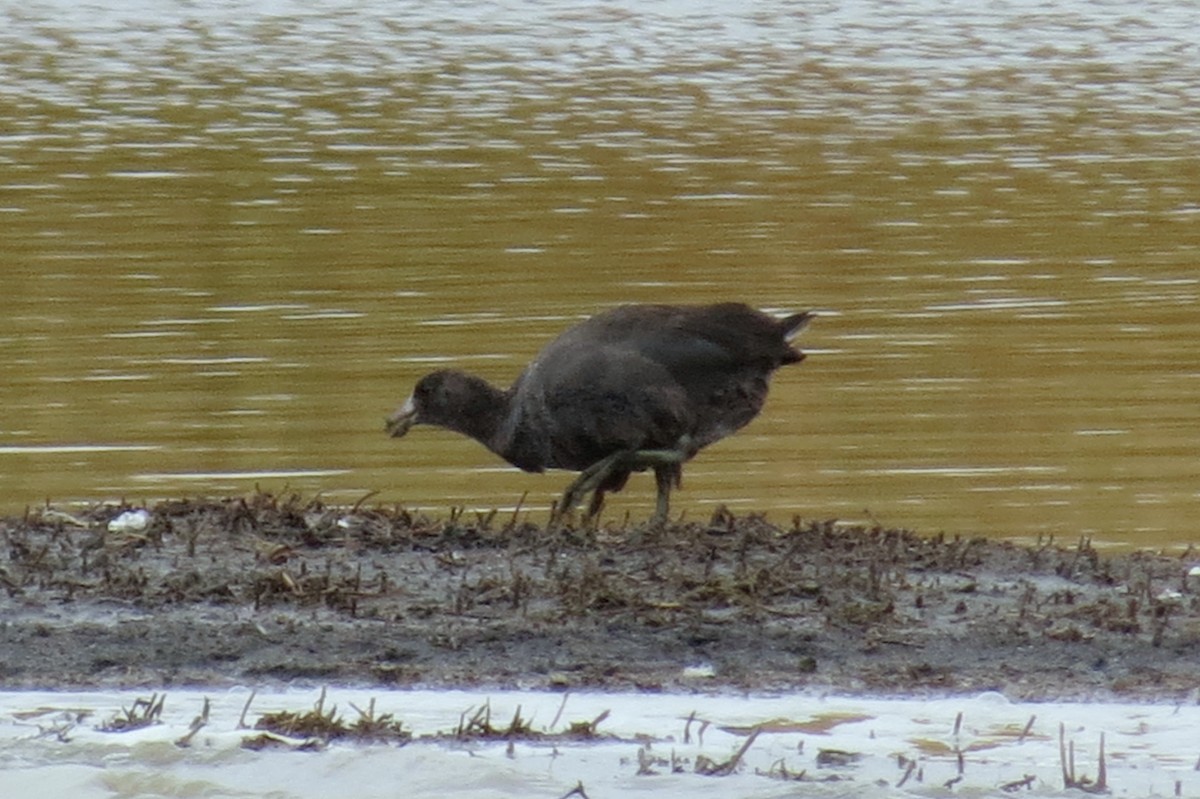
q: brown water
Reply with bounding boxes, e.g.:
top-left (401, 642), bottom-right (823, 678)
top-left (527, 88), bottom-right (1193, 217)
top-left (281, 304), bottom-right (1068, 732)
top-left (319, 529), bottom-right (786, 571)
top-left (2, 0), bottom-right (1197, 547)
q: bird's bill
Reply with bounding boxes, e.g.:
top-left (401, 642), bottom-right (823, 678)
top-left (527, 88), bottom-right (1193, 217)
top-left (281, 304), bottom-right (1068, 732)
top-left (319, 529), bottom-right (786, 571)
top-left (385, 395), bottom-right (418, 437)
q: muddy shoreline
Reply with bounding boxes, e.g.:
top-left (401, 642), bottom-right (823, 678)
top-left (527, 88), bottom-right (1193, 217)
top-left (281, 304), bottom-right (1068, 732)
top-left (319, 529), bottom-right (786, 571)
top-left (2, 494), bottom-right (1197, 701)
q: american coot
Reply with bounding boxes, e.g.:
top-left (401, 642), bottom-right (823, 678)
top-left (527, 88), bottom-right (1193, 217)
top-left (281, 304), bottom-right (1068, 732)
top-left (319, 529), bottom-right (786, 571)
top-left (386, 302), bottom-right (814, 522)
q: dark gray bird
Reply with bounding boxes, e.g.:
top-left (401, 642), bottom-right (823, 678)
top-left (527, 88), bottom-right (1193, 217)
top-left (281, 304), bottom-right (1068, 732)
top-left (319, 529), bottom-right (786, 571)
top-left (386, 302), bottom-right (814, 523)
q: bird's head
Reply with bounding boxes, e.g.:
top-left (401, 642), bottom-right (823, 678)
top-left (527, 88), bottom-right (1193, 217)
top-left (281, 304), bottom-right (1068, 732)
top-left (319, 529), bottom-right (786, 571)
top-left (385, 369), bottom-right (494, 438)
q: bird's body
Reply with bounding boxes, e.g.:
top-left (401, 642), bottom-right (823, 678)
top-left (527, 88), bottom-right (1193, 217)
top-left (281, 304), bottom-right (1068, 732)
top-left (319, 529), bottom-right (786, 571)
top-left (387, 302), bottom-right (813, 521)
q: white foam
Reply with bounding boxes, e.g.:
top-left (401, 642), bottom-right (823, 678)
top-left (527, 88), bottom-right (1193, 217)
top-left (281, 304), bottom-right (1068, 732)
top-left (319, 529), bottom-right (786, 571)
top-left (1, 687), bottom-right (1195, 798)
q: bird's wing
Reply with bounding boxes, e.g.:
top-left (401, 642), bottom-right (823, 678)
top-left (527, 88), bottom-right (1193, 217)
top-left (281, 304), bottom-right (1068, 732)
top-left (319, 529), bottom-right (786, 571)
top-left (509, 343), bottom-right (694, 470)
top-left (580, 303), bottom-right (801, 378)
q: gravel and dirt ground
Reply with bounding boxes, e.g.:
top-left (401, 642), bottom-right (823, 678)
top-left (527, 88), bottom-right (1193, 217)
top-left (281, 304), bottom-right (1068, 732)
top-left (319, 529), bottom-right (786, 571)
top-left (2, 493), bottom-right (1197, 700)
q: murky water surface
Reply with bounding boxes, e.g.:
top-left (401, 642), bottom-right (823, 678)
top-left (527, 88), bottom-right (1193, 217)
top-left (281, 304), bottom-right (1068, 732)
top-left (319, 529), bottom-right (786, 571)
top-left (2, 0), bottom-right (1198, 547)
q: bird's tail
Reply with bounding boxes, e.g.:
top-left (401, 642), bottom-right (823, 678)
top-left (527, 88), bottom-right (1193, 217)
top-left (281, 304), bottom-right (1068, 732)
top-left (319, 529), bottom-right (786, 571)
top-left (780, 311), bottom-right (816, 340)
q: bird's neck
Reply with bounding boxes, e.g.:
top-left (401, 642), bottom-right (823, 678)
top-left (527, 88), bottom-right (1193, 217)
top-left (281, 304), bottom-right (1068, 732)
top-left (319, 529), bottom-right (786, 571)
top-left (441, 378), bottom-right (514, 457)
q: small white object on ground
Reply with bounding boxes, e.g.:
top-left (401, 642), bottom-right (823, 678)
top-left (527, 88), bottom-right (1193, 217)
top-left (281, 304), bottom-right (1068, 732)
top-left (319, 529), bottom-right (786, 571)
top-left (107, 509), bottom-right (151, 533)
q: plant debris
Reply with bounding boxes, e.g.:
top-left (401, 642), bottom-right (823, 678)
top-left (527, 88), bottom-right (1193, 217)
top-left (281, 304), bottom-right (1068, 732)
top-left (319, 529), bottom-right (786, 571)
top-left (98, 693), bottom-right (166, 733)
top-left (2, 494), bottom-right (1198, 699)
top-left (251, 687), bottom-right (411, 744)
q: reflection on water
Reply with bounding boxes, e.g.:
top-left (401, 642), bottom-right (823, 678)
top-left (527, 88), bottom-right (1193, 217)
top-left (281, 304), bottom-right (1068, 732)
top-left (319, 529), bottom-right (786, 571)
top-left (2, 0), bottom-right (1198, 547)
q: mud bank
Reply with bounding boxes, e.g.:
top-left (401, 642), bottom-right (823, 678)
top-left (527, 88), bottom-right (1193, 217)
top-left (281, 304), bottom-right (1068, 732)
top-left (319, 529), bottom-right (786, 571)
top-left (1, 495), bottom-right (1197, 699)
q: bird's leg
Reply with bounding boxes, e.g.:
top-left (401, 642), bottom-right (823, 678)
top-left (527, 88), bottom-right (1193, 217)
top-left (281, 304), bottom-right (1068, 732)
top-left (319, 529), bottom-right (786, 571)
top-left (560, 436), bottom-right (695, 525)
top-left (652, 465), bottom-right (675, 524)
top-left (625, 447), bottom-right (686, 524)
top-left (584, 488), bottom-right (606, 525)
top-left (557, 449), bottom-right (632, 519)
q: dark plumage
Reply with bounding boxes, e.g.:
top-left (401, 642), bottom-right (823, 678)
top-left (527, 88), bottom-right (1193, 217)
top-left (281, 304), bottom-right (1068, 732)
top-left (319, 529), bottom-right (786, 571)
top-left (386, 302), bottom-right (814, 522)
